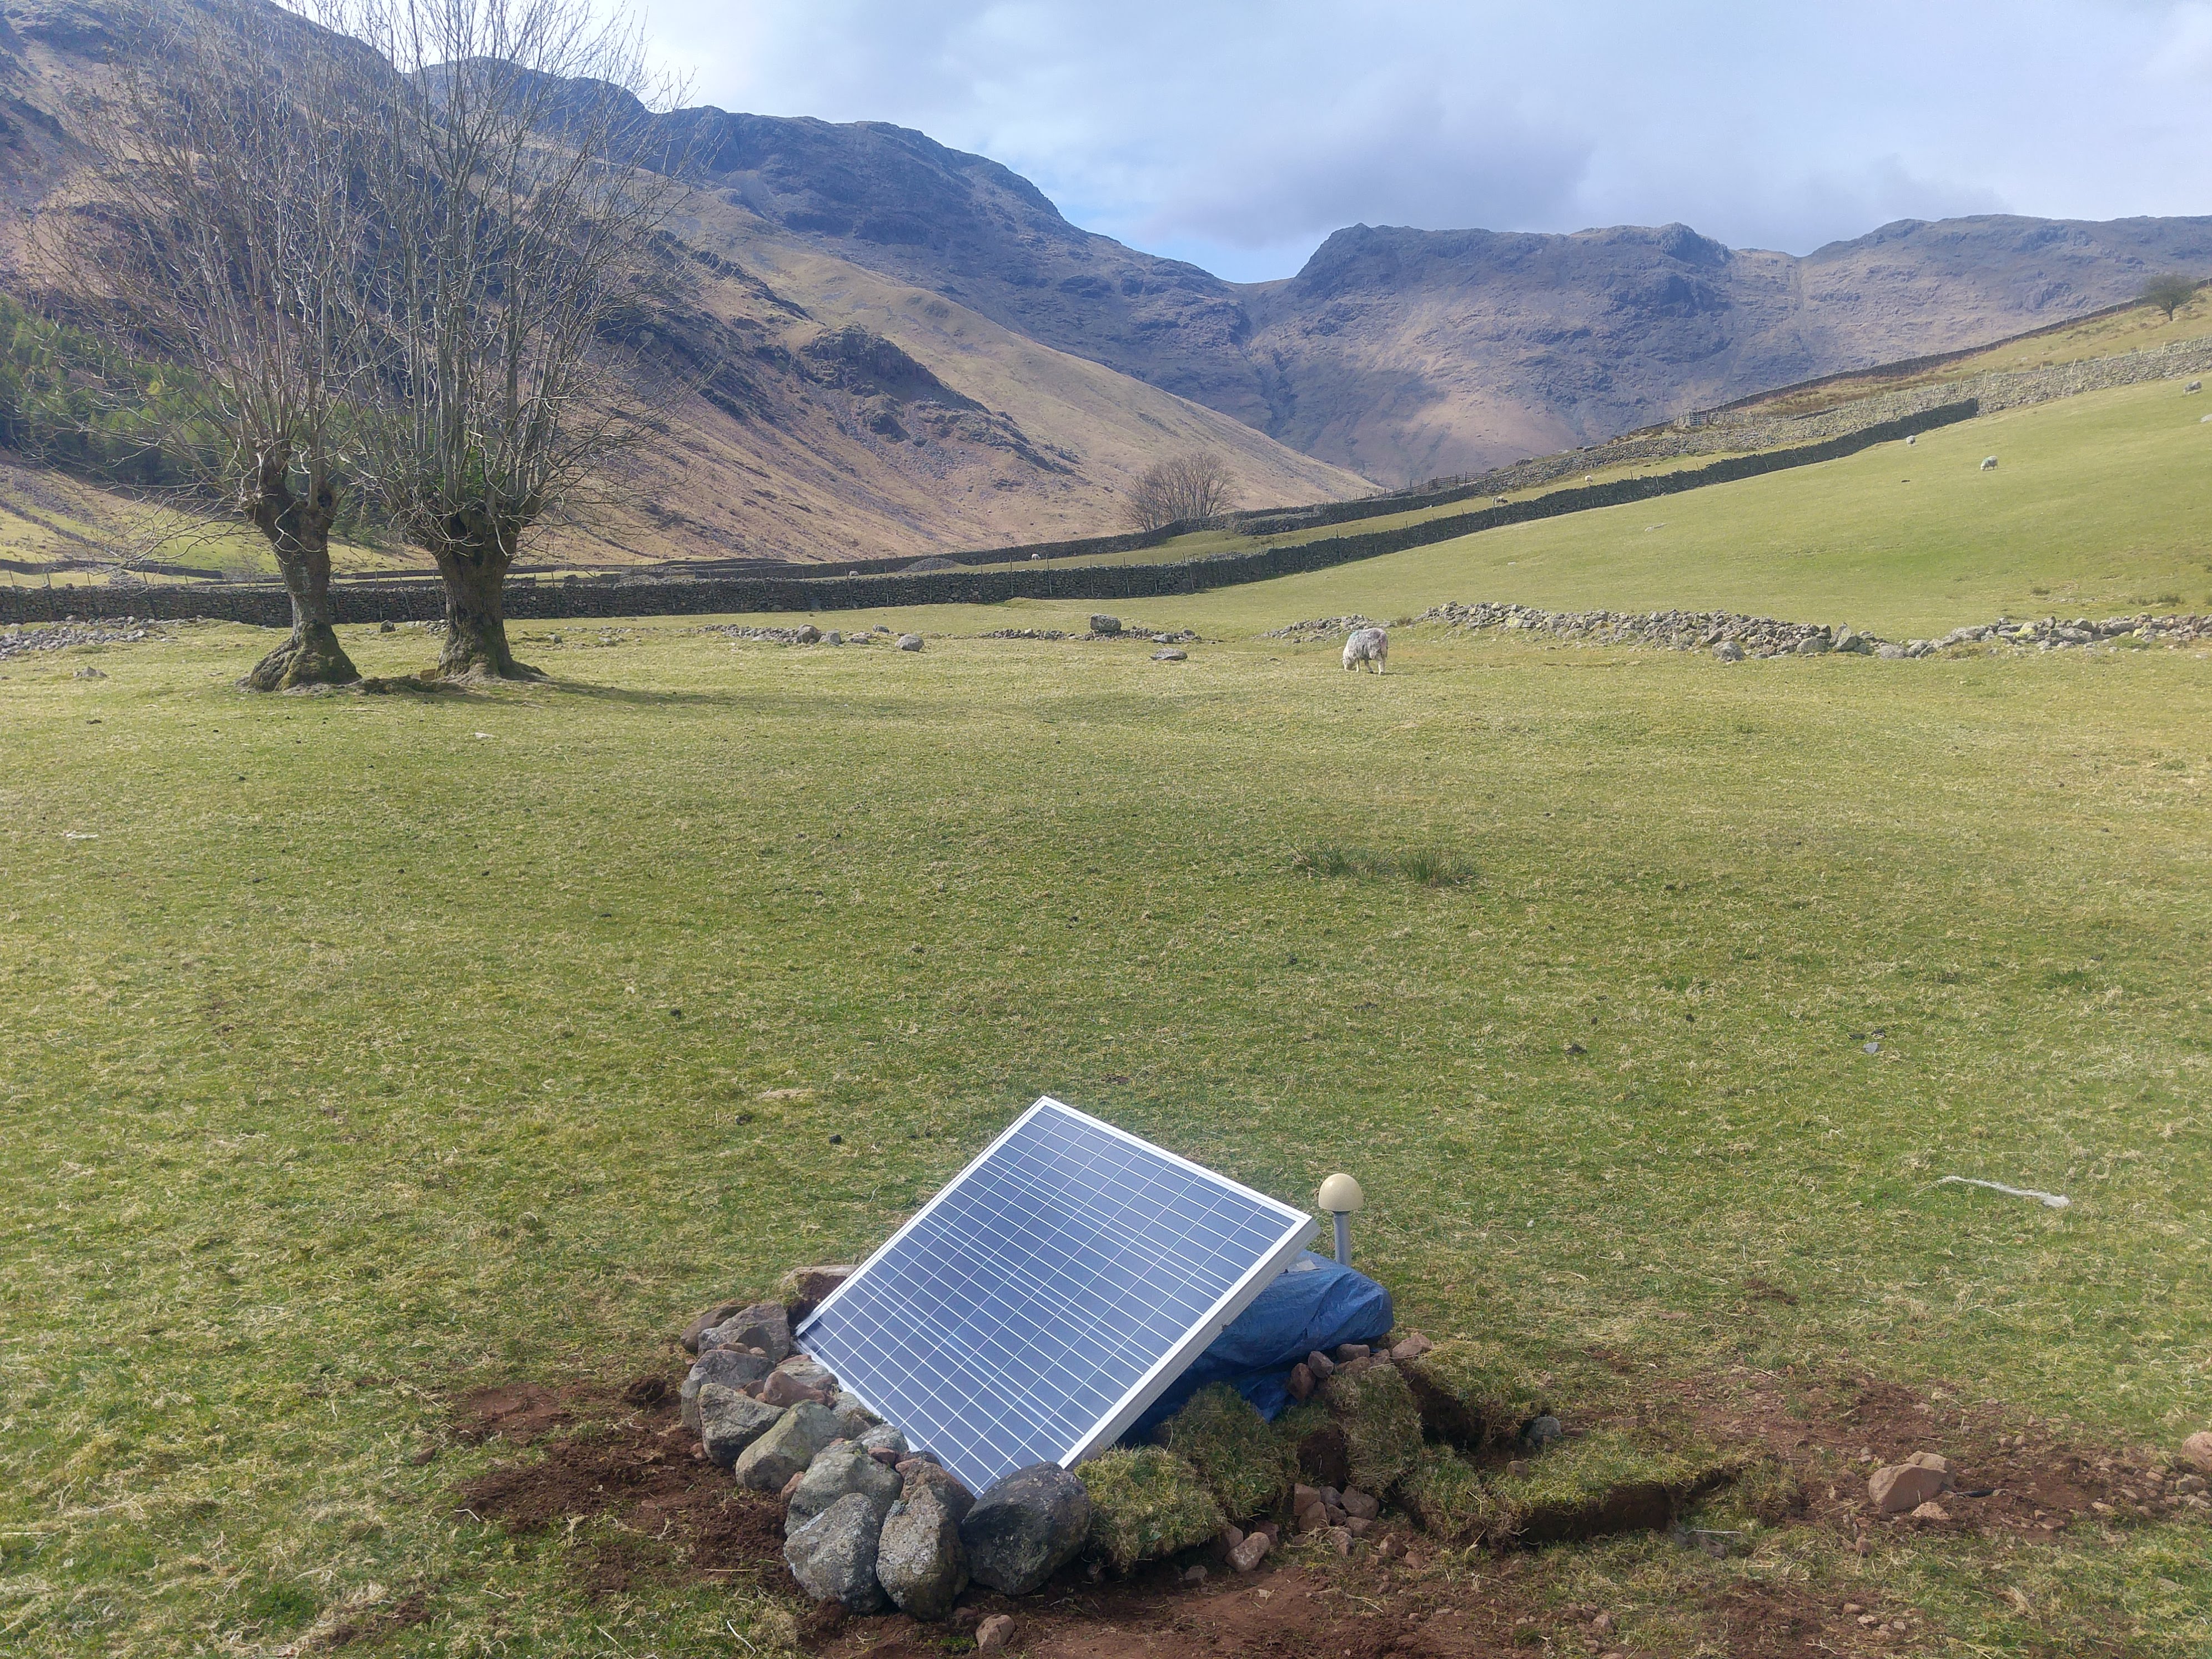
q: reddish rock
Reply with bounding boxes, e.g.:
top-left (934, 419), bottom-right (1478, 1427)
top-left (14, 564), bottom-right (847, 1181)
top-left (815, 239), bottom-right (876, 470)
top-left (1335, 1343), bottom-right (1370, 1363)
top-left (976, 1613), bottom-right (1016, 1650)
top-left (1340, 1487), bottom-right (1379, 1521)
top-left (2181, 1431), bottom-right (2212, 1474)
top-left (1305, 1349), bottom-right (1336, 1380)
top-left (1286, 1362), bottom-right (1314, 1402)
top-left (1389, 1333), bottom-right (1435, 1363)
top-left (1868, 1464), bottom-right (1948, 1515)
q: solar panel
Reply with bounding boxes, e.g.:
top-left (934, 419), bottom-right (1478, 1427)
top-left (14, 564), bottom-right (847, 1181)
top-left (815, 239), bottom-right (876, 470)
top-left (793, 1097), bottom-right (1316, 1495)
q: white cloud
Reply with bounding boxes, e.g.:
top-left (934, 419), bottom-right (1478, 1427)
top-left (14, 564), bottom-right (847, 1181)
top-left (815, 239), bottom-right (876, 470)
top-left (640, 0), bottom-right (2212, 280)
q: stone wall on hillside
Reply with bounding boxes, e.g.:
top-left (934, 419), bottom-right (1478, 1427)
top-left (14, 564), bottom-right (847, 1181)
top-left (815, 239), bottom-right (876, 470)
top-left (0, 403), bottom-right (1977, 629)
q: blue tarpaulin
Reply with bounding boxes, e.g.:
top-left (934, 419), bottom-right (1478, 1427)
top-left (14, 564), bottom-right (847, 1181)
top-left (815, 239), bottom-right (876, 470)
top-left (1128, 1251), bottom-right (1394, 1439)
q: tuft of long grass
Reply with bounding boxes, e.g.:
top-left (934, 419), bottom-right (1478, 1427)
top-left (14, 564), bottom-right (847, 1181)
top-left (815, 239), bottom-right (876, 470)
top-left (1289, 841), bottom-right (1476, 886)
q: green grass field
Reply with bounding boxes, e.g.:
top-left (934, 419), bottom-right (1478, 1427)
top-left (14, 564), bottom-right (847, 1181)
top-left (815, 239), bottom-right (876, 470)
top-left (4, 602), bottom-right (2209, 1655)
top-left (1015, 378), bottom-right (2212, 622)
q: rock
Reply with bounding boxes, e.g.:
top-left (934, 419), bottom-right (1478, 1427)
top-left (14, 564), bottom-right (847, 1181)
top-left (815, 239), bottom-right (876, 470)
top-left (1867, 1462), bottom-right (1949, 1515)
top-left (1180, 1564), bottom-right (1207, 1586)
top-left (1877, 643), bottom-right (1907, 659)
top-left (698, 1387), bottom-right (785, 1467)
top-left (859, 1423), bottom-right (909, 1457)
top-left (1713, 640), bottom-right (1745, 662)
top-left (902, 1460), bottom-right (976, 1525)
top-left (1909, 1501), bottom-right (1950, 1522)
top-left (962, 1464), bottom-right (1092, 1596)
top-left (1326, 1525), bottom-right (1354, 1555)
top-left (778, 1263), bottom-right (858, 1321)
top-left (774, 1354), bottom-right (837, 1392)
top-left (709, 1301), bottom-right (793, 1363)
top-left (1287, 1363), bottom-right (1314, 1402)
top-left (825, 631), bottom-right (843, 645)
top-left (1152, 647), bottom-right (1187, 661)
top-left (1340, 1487), bottom-right (1379, 1521)
top-left (379, 619), bottom-right (396, 632)
top-left (1335, 1344), bottom-right (1370, 1363)
top-left (833, 1391), bottom-right (882, 1436)
top-left (1089, 615), bottom-right (1122, 636)
top-left (1794, 633), bottom-right (1832, 655)
top-left (681, 1299), bottom-right (752, 1354)
top-left (682, 1345), bottom-right (775, 1431)
top-left (735, 1400), bottom-right (841, 1491)
top-left (898, 634), bottom-right (924, 652)
top-left (976, 1613), bottom-right (1017, 1651)
top-left (1833, 629), bottom-right (1866, 653)
top-left (788, 1439), bottom-right (903, 1535)
top-left (1228, 1531), bottom-right (1271, 1572)
top-left (73, 666), bottom-right (105, 678)
top-left (1522, 1415), bottom-right (1565, 1451)
top-left (795, 625), bottom-right (821, 644)
top-left (760, 1370), bottom-right (830, 1409)
top-left (2179, 1431), bottom-right (2212, 1474)
top-left (1305, 1349), bottom-right (1337, 1380)
top-left (876, 1481), bottom-right (969, 1620)
top-left (784, 1491), bottom-right (887, 1612)
top-left (1903, 1451), bottom-right (1951, 1481)
top-left (1389, 1333), bottom-right (1434, 1363)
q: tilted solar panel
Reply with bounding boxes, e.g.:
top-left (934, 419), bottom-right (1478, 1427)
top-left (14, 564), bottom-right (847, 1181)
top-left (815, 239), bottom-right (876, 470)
top-left (793, 1097), bottom-right (1316, 1495)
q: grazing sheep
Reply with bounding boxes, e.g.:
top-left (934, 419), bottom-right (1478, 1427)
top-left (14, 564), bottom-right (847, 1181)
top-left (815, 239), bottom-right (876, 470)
top-left (1494, 495), bottom-right (1509, 506)
top-left (1905, 434), bottom-right (1917, 446)
top-left (1980, 455), bottom-right (1999, 471)
top-left (1343, 626), bottom-right (1387, 673)
top-left (2187, 380), bottom-right (2203, 394)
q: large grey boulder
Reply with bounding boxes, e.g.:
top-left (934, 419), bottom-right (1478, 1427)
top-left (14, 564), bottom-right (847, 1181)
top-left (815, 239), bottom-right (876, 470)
top-left (706, 1301), bottom-right (792, 1363)
top-left (858, 1423), bottom-right (909, 1459)
top-left (832, 1392), bottom-right (882, 1439)
top-left (785, 1491), bottom-right (887, 1612)
top-left (698, 1386), bottom-right (785, 1467)
top-left (735, 1400), bottom-right (841, 1491)
top-left (876, 1484), bottom-right (969, 1620)
top-left (787, 1440), bottom-right (902, 1536)
top-left (681, 1346), bottom-right (774, 1432)
top-left (959, 1464), bottom-right (1090, 1596)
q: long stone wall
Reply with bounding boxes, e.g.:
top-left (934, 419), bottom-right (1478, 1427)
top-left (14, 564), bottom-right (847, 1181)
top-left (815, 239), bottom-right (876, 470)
top-left (0, 400), bottom-right (1977, 627)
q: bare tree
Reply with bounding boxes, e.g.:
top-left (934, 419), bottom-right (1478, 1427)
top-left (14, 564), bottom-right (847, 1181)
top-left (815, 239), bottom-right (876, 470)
top-left (2138, 272), bottom-right (2199, 322)
top-left (336, 0), bottom-right (689, 679)
top-left (42, 2), bottom-right (377, 688)
top-left (1120, 451), bottom-right (1239, 533)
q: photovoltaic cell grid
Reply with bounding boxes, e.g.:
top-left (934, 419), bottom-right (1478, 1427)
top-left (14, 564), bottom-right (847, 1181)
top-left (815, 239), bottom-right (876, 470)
top-left (795, 1098), bottom-right (1313, 1496)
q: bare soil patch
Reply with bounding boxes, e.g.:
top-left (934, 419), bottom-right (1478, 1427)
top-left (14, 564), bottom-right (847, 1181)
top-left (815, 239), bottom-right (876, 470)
top-left (444, 1359), bottom-right (2183, 1656)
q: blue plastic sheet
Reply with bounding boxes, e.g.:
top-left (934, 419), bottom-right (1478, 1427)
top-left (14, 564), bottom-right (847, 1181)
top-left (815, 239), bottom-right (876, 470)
top-left (1128, 1251), bottom-right (1394, 1439)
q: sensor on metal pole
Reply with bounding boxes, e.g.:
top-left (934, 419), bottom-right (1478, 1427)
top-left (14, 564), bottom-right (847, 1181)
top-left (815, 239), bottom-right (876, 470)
top-left (1318, 1172), bottom-right (1364, 1266)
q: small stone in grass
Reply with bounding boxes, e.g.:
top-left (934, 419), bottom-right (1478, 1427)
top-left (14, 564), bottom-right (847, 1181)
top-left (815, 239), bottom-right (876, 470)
top-left (2179, 1431), bottom-right (2212, 1474)
top-left (1389, 1333), bottom-right (1434, 1362)
top-left (898, 634), bottom-right (924, 652)
top-left (976, 1613), bottom-right (1017, 1651)
top-left (1910, 1501), bottom-right (1950, 1522)
top-left (1287, 1362), bottom-right (1314, 1402)
top-left (1327, 1525), bottom-right (1353, 1555)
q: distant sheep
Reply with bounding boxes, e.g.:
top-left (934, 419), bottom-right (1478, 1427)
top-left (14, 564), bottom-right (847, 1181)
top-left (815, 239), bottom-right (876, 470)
top-left (1343, 626), bottom-right (1388, 673)
top-left (1495, 495), bottom-right (1509, 506)
top-left (1905, 434), bottom-right (1917, 446)
top-left (2188, 380), bottom-right (2203, 394)
top-left (1980, 456), bottom-right (1999, 471)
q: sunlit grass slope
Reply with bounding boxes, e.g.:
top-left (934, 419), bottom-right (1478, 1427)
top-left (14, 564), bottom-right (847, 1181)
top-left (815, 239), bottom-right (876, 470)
top-left (1047, 376), bottom-right (2212, 638)
top-left (2, 620), bottom-right (2209, 1655)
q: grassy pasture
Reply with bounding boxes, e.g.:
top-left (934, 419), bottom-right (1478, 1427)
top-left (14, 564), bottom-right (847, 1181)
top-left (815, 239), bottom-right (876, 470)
top-left (1001, 378), bottom-right (2212, 623)
top-left (3, 605), bottom-right (2209, 1655)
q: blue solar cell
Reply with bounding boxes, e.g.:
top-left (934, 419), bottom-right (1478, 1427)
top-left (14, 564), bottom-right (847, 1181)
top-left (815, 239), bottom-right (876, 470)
top-left (794, 1097), bottom-right (1316, 1495)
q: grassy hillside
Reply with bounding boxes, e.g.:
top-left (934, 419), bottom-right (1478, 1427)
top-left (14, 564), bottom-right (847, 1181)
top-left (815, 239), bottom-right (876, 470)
top-left (2, 618), bottom-right (2208, 1655)
top-left (958, 376), bottom-right (2210, 638)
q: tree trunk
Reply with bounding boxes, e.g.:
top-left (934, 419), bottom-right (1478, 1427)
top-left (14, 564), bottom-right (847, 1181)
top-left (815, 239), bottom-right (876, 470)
top-left (431, 517), bottom-right (541, 680)
top-left (240, 470), bottom-right (358, 691)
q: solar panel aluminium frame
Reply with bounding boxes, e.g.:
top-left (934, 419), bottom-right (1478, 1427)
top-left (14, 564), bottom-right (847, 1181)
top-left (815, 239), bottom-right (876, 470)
top-left (794, 1095), bottom-right (1318, 1474)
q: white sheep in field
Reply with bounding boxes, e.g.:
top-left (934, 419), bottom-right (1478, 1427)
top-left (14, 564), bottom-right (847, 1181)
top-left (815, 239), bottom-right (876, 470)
top-left (1343, 626), bottom-right (1388, 673)
top-left (1980, 455), bottom-right (1999, 471)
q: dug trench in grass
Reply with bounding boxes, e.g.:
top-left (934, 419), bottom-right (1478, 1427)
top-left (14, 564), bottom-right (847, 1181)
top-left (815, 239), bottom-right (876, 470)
top-left (647, 1264), bottom-right (1767, 1625)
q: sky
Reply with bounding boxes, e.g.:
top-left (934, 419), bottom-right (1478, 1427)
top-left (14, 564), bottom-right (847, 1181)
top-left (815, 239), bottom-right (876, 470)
top-left (637, 1), bottom-right (2212, 283)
